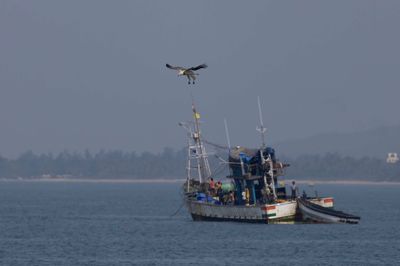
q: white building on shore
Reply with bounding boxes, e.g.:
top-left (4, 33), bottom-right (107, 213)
top-left (386, 153), bottom-right (399, 164)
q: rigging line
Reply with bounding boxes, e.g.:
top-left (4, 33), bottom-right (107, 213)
top-left (211, 165), bottom-right (228, 179)
top-left (202, 139), bottom-right (230, 150)
top-left (170, 201), bottom-right (185, 217)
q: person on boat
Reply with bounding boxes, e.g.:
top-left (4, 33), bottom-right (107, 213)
top-left (223, 193), bottom-right (229, 205)
top-left (291, 181), bottom-right (297, 200)
top-left (216, 182), bottom-right (224, 203)
top-left (266, 185), bottom-right (274, 204)
top-left (261, 187), bottom-right (268, 204)
top-left (215, 181), bottom-right (222, 192)
top-left (209, 178), bottom-right (215, 195)
top-left (228, 190), bottom-right (235, 205)
top-left (244, 188), bottom-right (250, 206)
top-left (302, 190), bottom-right (307, 199)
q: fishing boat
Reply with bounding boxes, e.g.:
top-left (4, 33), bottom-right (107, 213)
top-left (181, 98), bottom-right (336, 224)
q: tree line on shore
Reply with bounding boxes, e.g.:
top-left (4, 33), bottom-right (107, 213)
top-left (0, 148), bottom-right (399, 181)
top-left (282, 153), bottom-right (400, 181)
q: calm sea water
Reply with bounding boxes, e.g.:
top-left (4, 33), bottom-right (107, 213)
top-left (0, 181), bottom-right (399, 266)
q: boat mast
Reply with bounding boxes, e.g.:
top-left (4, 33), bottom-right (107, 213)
top-left (256, 96), bottom-right (266, 148)
top-left (186, 136), bottom-right (191, 191)
top-left (191, 99), bottom-right (212, 184)
top-left (179, 93), bottom-right (212, 186)
top-left (224, 118), bottom-right (232, 150)
top-left (267, 154), bottom-right (277, 200)
top-left (256, 97), bottom-right (277, 200)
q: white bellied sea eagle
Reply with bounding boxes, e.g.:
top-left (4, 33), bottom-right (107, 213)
top-left (166, 63), bottom-right (208, 84)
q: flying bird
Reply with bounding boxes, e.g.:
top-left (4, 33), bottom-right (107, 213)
top-left (166, 63), bottom-right (208, 84)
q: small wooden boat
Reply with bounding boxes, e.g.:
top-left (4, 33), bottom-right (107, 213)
top-left (297, 198), bottom-right (360, 224)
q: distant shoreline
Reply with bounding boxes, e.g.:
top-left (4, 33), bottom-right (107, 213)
top-left (0, 178), bottom-right (186, 183)
top-left (0, 178), bottom-right (400, 185)
top-left (294, 179), bottom-right (400, 185)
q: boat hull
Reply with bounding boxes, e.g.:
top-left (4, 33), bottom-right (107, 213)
top-left (185, 199), bottom-right (297, 223)
top-left (183, 182), bottom-right (336, 224)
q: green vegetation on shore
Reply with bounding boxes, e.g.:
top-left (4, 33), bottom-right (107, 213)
top-left (0, 149), bottom-right (399, 181)
top-left (282, 153), bottom-right (400, 181)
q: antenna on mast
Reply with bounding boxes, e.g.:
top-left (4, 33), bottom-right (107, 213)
top-left (256, 96), bottom-right (266, 148)
top-left (224, 118), bottom-right (231, 150)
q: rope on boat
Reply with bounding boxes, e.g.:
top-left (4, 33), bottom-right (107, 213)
top-left (170, 201), bottom-right (185, 217)
top-left (202, 139), bottom-right (230, 151)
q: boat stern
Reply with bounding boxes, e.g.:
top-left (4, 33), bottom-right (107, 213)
top-left (261, 201), bottom-right (297, 223)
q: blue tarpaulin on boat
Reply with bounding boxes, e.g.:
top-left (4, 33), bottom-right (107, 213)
top-left (229, 146), bottom-right (278, 177)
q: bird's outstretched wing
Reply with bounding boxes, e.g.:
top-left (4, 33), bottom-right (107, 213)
top-left (166, 64), bottom-right (185, 71)
top-left (189, 64), bottom-right (208, 71)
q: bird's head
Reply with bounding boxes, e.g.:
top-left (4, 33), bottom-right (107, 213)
top-left (178, 70), bottom-right (185, 76)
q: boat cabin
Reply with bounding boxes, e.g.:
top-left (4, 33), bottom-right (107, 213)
top-left (226, 146), bottom-right (290, 205)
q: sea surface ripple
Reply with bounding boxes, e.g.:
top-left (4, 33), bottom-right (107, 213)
top-left (0, 181), bottom-right (399, 265)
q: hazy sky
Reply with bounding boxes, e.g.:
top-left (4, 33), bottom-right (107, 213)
top-left (1, 0), bottom-right (399, 157)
